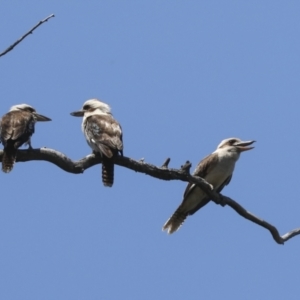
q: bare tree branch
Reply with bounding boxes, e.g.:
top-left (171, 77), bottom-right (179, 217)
top-left (0, 147), bottom-right (299, 244)
top-left (0, 14), bottom-right (55, 57)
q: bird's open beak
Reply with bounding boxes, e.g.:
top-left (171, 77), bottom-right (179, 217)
top-left (70, 110), bottom-right (84, 117)
top-left (235, 140), bottom-right (255, 152)
top-left (35, 113), bottom-right (52, 121)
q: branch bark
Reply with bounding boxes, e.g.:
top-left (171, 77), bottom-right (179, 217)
top-left (0, 147), bottom-right (298, 245)
top-left (0, 14), bottom-right (55, 57)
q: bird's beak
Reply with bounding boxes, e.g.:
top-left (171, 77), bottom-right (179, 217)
top-left (235, 140), bottom-right (255, 152)
top-left (70, 110), bottom-right (84, 117)
top-left (34, 113), bottom-right (52, 122)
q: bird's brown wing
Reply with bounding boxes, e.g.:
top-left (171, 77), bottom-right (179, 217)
top-left (183, 153), bottom-right (217, 198)
top-left (183, 153), bottom-right (231, 215)
top-left (86, 115), bottom-right (123, 158)
top-left (0, 111), bottom-right (34, 147)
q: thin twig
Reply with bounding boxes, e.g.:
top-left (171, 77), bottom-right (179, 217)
top-left (0, 14), bottom-right (55, 57)
top-left (180, 160), bottom-right (192, 174)
top-left (161, 158), bottom-right (170, 168)
top-left (0, 147), bottom-right (299, 244)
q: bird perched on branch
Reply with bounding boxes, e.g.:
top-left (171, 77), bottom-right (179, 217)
top-left (70, 99), bottom-right (123, 187)
top-left (162, 137), bottom-right (255, 234)
top-left (0, 104), bottom-right (51, 173)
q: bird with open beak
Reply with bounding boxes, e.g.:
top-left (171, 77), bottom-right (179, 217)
top-left (162, 137), bottom-right (255, 234)
top-left (70, 99), bottom-right (123, 187)
top-left (0, 104), bottom-right (51, 173)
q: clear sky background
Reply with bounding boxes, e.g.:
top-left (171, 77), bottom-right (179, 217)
top-left (0, 1), bottom-right (299, 299)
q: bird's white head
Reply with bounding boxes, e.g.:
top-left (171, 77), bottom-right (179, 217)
top-left (9, 103), bottom-right (36, 113)
top-left (217, 137), bottom-right (255, 153)
top-left (70, 98), bottom-right (111, 117)
top-left (9, 104), bottom-right (51, 121)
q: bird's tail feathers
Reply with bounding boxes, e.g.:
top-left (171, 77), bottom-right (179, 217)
top-left (162, 206), bottom-right (187, 234)
top-left (2, 146), bottom-right (17, 173)
top-left (102, 156), bottom-right (114, 187)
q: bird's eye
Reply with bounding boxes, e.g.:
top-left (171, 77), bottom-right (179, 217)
top-left (83, 105), bottom-right (89, 110)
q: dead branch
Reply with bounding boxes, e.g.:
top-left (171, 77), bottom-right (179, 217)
top-left (0, 147), bottom-right (298, 245)
top-left (0, 14), bottom-right (55, 57)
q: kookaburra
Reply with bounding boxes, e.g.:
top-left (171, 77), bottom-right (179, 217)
top-left (70, 99), bottom-right (123, 187)
top-left (162, 137), bottom-right (255, 234)
top-left (0, 104), bottom-right (51, 173)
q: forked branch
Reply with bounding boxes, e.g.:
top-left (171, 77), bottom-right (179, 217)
top-left (0, 147), bottom-right (298, 245)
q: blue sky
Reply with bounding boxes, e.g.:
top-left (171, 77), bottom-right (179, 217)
top-left (0, 1), bottom-right (300, 299)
